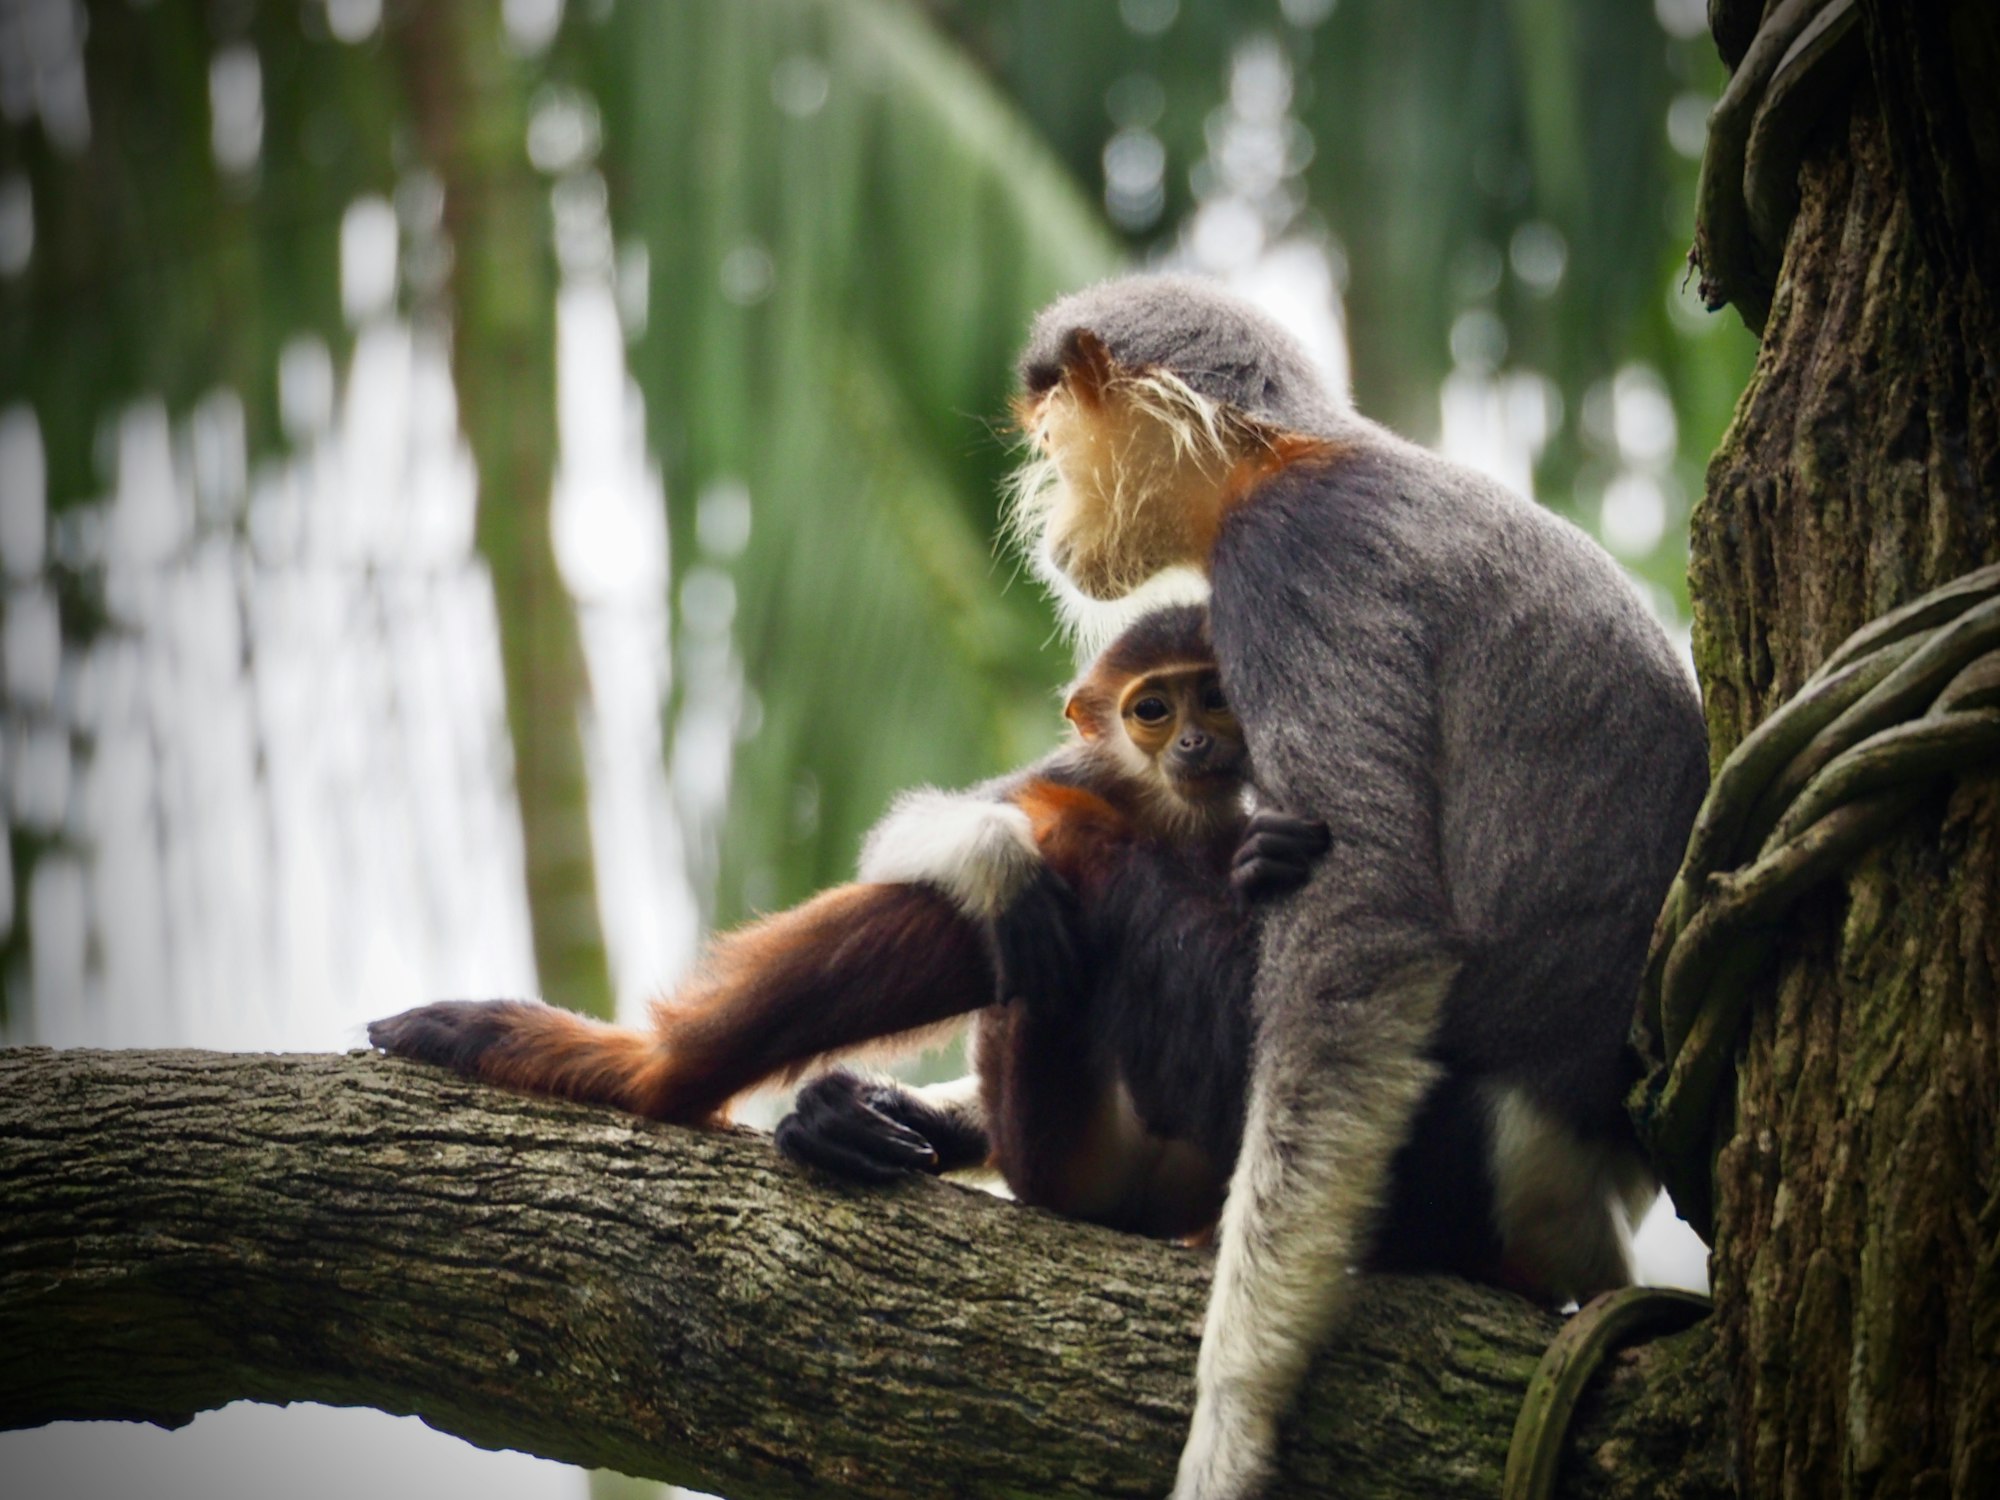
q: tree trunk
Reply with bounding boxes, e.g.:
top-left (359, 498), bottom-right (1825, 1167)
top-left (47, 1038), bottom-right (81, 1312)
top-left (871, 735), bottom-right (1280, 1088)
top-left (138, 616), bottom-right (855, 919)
top-left (1689, 5), bottom-right (2000, 1496)
top-left (0, 1048), bottom-right (1724, 1500)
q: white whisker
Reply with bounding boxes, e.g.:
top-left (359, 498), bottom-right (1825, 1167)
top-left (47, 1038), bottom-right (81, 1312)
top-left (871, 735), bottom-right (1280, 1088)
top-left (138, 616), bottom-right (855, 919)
top-left (1002, 360), bottom-right (1270, 644)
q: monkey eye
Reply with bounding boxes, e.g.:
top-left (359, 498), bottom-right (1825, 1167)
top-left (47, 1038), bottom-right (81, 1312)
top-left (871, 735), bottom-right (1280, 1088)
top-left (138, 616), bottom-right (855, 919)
top-left (1130, 696), bottom-right (1171, 726)
top-left (1200, 684), bottom-right (1229, 714)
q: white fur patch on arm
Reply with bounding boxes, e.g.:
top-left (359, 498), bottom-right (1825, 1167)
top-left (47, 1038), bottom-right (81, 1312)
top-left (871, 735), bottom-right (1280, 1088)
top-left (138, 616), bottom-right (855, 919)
top-left (858, 789), bottom-right (1043, 920)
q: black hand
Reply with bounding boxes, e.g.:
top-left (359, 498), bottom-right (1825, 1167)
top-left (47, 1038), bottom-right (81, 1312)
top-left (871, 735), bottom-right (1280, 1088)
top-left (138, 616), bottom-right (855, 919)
top-left (368, 998), bottom-right (539, 1072)
top-left (989, 863), bottom-right (1090, 1014)
top-left (776, 1068), bottom-right (943, 1183)
top-left (1230, 810), bottom-right (1332, 905)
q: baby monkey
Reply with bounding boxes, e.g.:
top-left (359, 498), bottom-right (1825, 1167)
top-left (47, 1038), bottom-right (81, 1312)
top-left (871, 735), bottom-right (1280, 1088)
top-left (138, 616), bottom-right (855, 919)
top-left (370, 603), bottom-right (1325, 1236)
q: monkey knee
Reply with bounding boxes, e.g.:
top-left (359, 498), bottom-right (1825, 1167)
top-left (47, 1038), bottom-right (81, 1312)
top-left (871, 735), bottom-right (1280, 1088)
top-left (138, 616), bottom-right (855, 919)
top-left (989, 865), bottom-right (1090, 1011)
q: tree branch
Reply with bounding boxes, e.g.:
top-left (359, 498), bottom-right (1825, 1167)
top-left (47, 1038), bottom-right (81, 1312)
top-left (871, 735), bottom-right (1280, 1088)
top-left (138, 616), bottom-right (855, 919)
top-left (0, 1049), bottom-right (1725, 1499)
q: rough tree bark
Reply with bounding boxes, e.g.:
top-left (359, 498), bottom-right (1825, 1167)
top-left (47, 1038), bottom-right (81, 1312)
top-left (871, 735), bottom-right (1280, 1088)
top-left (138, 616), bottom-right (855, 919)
top-left (0, 1048), bottom-right (1726, 1500)
top-left (1692, 3), bottom-right (2000, 1497)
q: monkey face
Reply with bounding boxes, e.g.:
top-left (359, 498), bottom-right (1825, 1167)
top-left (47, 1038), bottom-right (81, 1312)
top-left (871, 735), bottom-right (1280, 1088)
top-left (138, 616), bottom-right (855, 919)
top-left (1010, 331), bottom-right (1256, 602)
top-left (1116, 666), bottom-right (1247, 804)
top-left (1011, 277), bottom-right (1347, 611)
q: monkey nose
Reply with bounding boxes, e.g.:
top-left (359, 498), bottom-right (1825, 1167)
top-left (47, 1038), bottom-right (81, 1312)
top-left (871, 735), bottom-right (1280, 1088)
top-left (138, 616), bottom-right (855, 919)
top-left (1059, 327), bottom-right (1098, 367)
top-left (1178, 730), bottom-right (1210, 753)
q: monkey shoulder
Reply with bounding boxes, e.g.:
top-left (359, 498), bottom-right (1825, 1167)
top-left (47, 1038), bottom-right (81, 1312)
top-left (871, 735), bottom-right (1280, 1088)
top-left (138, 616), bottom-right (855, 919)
top-left (997, 754), bottom-right (1142, 883)
top-left (1217, 428), bottom-right (1697, 722)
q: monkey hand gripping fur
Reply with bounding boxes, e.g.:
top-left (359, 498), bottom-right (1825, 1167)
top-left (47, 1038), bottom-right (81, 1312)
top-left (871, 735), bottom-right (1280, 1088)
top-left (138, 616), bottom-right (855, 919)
top-left (371, 604), bottom-right (1326, 1238)
top-left (1009, 274), bottom-right (1709, 1500)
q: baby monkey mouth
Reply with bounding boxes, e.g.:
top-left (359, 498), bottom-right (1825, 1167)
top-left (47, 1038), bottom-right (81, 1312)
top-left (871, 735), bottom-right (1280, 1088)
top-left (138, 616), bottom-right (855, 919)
top-left (1168, 747), bottom-right (1248, 797)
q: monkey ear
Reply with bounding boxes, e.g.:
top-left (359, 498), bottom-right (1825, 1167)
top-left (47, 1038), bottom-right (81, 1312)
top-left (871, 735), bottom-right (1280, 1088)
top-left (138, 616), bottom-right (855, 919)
top-left (1063, 694), bottom-right (1103, 740)
top-left (1059, 328), bottom-right (1115, 407)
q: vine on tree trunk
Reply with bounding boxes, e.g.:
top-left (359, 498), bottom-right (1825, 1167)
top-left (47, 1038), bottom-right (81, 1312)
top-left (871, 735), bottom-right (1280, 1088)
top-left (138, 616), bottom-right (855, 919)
top-left (1632, 563), bottom-right (2000, 1238)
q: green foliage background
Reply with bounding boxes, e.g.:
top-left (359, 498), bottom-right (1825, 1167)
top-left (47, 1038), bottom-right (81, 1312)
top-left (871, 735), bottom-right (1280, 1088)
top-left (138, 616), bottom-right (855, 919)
top-left (0, 0), bottom-right (1753, 1007)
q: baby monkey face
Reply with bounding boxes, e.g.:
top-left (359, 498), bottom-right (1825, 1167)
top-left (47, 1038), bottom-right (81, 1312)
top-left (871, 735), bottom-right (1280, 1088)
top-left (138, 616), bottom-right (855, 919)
top-left (1118, 665), bottom-right (1246, 800)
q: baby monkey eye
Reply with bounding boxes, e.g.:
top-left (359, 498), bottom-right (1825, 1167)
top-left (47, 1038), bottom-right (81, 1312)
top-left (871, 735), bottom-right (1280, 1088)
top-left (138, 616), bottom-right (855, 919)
top-left (1200, 684), bottom-right (1229, 713)
top-left (1131, 696), bottom-right (1171, 725)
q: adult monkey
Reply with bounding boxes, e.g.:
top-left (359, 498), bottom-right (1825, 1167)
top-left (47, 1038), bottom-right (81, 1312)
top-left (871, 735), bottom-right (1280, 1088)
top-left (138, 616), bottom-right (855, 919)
top-left (1008, 275), bottom-right (1707, 1500)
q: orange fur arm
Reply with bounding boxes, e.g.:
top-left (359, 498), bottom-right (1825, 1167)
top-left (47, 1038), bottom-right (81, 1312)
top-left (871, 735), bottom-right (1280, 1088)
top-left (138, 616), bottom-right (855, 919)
top-left (370, 881), bottom-right (995, 1123)
top-left (367, 999), bottom-right (680, 1116)
top-left (653, 881), bottom-right (993, 1118)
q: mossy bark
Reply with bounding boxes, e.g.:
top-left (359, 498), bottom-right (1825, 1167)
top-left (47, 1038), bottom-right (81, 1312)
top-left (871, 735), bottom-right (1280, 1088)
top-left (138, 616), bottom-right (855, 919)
top-left (0, 1048), bottom-right (1723, 1499)
top-left (1690, 5), bottom-right (2000, 1496)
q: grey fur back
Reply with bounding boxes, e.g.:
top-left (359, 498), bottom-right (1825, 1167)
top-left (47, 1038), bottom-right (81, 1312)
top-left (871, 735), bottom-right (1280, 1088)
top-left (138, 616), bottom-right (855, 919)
top-left (1224, 424), bottom-right (1705, 1135)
